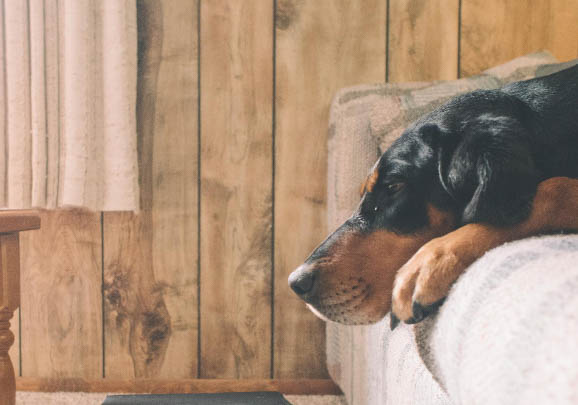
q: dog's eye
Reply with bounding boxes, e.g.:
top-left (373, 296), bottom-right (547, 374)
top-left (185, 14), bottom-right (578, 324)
top-left (386, 182), bottom-right (404, 194)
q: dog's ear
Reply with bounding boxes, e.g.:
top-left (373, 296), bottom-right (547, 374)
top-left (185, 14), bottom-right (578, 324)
top-left (454, 115), bottom-right (541, 225)
top-left (418, 124), bottom-right (460, 200)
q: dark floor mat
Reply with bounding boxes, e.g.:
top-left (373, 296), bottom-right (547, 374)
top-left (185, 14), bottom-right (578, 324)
top-left (102, 391), bottom-right (292, 405)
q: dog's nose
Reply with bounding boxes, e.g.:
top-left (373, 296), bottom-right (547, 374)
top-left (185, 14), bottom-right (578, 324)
top-left (288, 264), bottom-right (318, 301)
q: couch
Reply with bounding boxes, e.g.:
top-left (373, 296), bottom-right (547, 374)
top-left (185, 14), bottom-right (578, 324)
top-left (325, 52), bottom-right (578, 405)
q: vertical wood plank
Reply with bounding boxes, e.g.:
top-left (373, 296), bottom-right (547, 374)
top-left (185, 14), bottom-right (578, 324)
top-left (103, 0), bottom-right (199, 378)
top-left (388, 0), bottom-right (459, 82)
top-left (20, 211), bottom-right (102, 378)
top-left (461, 0), bottom-right (578, 76)
top-left (199, 0), bottom-right (273, 378)
top-left (274, 0), bottom-right (386, 378)
top-left (147, 0), bottom-right (199, 379)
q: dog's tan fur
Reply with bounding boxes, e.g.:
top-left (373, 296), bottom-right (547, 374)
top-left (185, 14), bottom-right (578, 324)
top-left (391, 177), bottom-right (578, 321)
top-left (311, 204), bottom-right (455, 324)
top-left (359, 167), bottom-right (380, 196)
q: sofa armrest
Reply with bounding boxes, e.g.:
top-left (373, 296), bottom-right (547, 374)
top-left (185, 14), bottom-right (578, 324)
top-left (426, 234), bottom-right (578, 405)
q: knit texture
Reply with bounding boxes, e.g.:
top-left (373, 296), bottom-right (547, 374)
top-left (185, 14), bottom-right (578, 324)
top-left (427, 234), bottom-right (578, 405)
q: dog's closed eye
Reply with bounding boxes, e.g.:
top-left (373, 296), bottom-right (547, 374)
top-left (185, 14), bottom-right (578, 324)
top-left (373, 183), bottom-right (405, 212)
top-left (386, 182), bottom-right (405, 195)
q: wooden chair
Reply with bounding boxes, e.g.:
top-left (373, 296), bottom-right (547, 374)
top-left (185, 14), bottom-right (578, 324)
top-left (0, 212), bottom-right (40, 405)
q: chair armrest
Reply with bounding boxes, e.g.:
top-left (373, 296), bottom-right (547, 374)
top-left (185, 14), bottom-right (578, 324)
top-left (0, 211), bottom-right (41, 233)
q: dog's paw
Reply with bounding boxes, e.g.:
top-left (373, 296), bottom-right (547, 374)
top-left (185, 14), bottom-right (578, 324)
top-left (391, 235), bottom-right (465, 328)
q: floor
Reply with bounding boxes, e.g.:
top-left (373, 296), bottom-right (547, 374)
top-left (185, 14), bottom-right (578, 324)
top-left (16, 392), bottom-right (348, 404)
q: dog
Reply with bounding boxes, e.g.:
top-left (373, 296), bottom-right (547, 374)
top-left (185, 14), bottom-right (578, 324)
top-left (289, 62), bottom-right (578, 329)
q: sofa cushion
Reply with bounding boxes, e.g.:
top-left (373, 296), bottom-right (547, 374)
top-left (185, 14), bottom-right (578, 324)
top-left (325, 51), bottom-right (578, 405)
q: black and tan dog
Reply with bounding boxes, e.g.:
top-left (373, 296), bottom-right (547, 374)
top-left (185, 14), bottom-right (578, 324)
top-left (289, 62), bottom-right (578, 329)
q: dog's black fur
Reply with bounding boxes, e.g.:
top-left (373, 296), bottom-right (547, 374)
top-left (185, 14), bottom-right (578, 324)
top-left (356, 64), bottom-right (578, 239)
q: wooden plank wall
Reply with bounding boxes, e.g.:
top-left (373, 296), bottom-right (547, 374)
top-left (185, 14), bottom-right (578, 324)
top-left (199, 0), bottom-right (273, 378)
top-left (14, 0), bottom-right (578, 383)
top-left (274, 0), bottom-right (387, 378)
top-left (102, 0), bottom-right (199, 380)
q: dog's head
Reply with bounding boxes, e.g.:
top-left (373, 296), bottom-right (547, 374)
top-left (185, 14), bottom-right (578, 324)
top-left (289, 123), bottom-right (458, 324)
top-left (289, 90), bottom-right (542, 324)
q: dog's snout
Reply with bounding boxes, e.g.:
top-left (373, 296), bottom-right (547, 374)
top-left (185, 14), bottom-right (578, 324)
top-left (288, 264), bottom-right (318, 301)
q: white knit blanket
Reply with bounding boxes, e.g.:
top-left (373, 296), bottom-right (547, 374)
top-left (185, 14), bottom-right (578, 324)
top-left (424, 234), bottom-right (578, 405)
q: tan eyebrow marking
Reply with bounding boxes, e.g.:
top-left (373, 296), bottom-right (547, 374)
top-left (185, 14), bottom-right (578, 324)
top-left (360, 167), bottom-right (380, 196)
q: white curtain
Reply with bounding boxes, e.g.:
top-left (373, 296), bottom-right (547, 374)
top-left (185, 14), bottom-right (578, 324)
top-left (0, 0), bottom-right (139, 211)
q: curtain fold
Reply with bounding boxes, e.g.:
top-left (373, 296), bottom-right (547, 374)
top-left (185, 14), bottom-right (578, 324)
top-left (0, 0), bottom-right (138, 211)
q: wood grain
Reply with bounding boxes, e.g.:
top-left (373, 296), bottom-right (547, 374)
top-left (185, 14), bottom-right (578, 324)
top-left (16, 377), bottom-right (341, 395)
top-left (389, 0), bottom-right (459, 82)
top-left (274, 0), bottom-right (387, 378)
top-left (9, 307), bottom-right (17, 378)
top-left (20, 211), bottom-right (102, 378)
top-left (0, 233), bottom-right (20, 405)
top-left (103, 0), bottom-right (199, 379)
top-left (199, 0), bottom-right (273, 378)
top-left (146, 0), bottom-right (199, 379)
top-left (0, 211), bottom-right (40, 380)
top-left (0, 212), bottom-right (40, 233)
top-left (461, 0), bottom-right (578, 76)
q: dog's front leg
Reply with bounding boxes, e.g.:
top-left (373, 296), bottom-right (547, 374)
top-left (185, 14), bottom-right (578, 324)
top-left (390, 176), bottom-right (578, 328)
